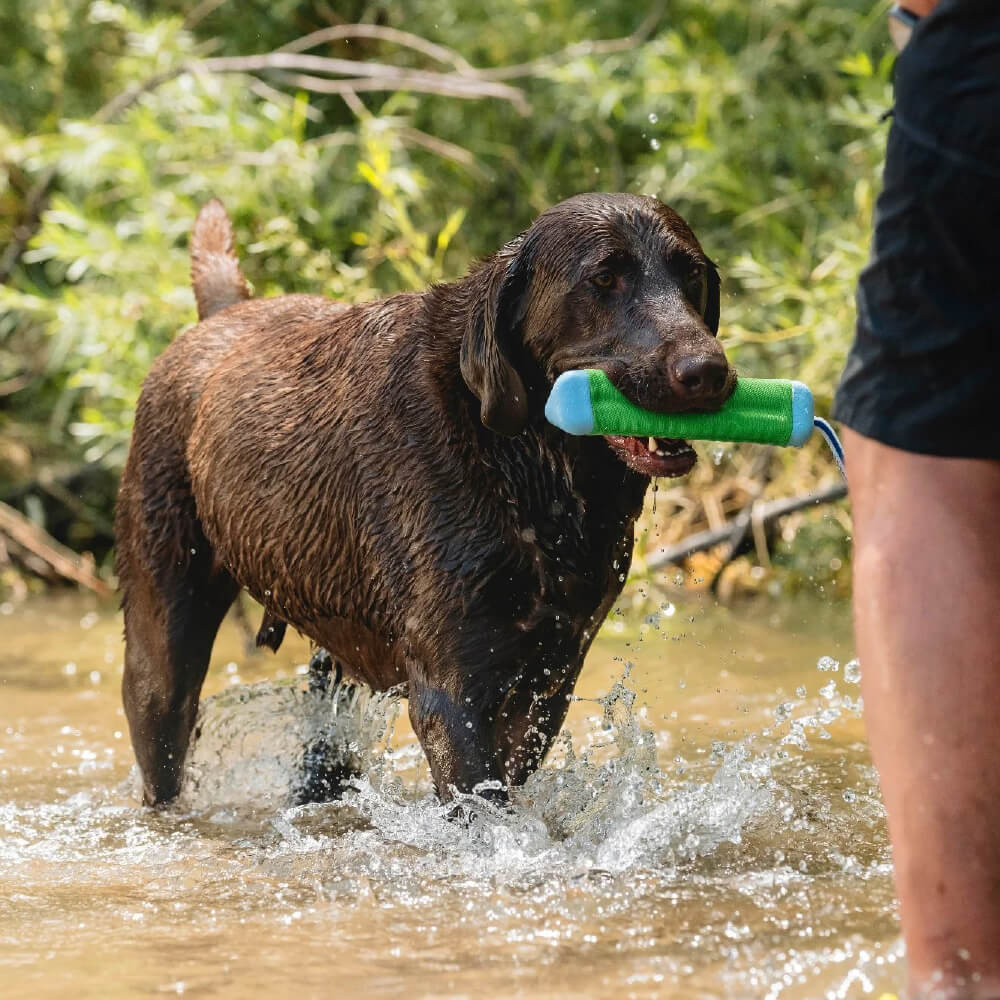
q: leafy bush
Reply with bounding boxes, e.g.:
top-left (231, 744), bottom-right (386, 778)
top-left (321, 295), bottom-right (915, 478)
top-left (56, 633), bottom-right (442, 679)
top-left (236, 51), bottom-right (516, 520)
top-left (0, 0), bottom-right (893, 586)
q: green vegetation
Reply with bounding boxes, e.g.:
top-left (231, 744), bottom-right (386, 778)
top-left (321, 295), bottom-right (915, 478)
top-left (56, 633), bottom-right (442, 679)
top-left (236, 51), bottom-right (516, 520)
top-left (0, 0), bottom-right (894, 597)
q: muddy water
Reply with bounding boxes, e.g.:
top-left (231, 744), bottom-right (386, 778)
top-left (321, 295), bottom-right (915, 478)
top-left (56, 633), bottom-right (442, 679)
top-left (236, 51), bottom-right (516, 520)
top-left (2, 594), bottom-right (904, 998)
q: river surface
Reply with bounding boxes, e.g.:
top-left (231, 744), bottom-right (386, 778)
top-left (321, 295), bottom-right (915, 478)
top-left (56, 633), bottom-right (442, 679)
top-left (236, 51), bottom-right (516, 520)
top-left (2, 593), bottom-right (904, 998)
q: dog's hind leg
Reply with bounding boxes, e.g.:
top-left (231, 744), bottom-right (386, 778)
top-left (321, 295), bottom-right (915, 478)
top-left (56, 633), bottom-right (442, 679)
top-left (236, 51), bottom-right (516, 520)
top-left (296, 649), bottom-right (362, 804)
top-left (117, 472), bottom-right (239, 805)
top-left (121, 555), bottom-right (238, 805)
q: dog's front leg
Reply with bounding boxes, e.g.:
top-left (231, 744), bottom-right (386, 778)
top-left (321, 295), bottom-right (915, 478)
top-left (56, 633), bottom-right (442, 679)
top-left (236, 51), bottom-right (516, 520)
top-left (494, 667), bottom-right (578, 789)
top-left (407, 676), bottom-right (505, 803)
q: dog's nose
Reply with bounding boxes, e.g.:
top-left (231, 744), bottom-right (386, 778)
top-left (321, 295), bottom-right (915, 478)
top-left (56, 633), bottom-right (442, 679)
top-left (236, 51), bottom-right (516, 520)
top-left (670, 355), bottom-right (730, 404)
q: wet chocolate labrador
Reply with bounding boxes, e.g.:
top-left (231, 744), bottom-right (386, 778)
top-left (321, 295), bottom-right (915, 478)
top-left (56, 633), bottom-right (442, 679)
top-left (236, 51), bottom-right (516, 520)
top-left (115, 192), bottom-right (734, 806)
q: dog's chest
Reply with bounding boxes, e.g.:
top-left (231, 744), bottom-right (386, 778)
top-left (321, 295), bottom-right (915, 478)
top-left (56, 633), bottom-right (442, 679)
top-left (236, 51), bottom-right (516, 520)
top-left (494, 435), bottom-right (645, 631)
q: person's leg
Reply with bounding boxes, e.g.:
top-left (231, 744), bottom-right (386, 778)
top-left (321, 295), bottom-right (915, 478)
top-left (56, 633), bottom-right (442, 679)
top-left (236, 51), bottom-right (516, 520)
top-left (845, 427), bottom-right (1000, 996)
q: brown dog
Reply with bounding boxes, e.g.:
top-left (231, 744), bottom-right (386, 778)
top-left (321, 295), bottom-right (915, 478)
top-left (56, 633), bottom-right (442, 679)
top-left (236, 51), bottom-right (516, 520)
top-left (115, 193), bottom-right (734, 806)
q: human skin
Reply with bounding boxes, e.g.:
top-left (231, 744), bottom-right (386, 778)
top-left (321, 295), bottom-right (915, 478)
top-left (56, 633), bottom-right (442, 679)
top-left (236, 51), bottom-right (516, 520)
top-left (904, 0), bottom-right (939, 16)
top-left (845, 428), bottom-right (1000, 996)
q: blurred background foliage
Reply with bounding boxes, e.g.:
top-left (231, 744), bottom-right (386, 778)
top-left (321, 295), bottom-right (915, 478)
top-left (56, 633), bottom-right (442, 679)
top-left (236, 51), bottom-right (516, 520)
top-left (0, 0), bottom-right (894, 599)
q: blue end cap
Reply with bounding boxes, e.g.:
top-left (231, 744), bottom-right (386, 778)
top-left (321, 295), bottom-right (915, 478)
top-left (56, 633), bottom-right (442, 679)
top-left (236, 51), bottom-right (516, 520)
top-left (788, 381), bottom-right (815, 446)
top-left (545, 370), bottom-right (595, 435)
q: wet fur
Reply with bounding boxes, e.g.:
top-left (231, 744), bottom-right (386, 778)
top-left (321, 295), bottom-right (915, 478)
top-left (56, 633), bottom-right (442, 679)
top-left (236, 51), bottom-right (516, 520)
top-left (116, 193), bottom-right (732, 805)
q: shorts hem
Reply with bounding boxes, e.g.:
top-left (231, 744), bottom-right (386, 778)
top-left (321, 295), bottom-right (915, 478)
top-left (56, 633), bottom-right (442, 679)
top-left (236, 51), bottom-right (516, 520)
top-left (832, 408), bottom-right (1000, 461)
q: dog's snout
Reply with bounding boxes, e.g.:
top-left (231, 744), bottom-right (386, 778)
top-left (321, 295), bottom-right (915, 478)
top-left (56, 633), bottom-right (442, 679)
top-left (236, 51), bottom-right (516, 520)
top-left (670, 355), bottom-right (730, 404)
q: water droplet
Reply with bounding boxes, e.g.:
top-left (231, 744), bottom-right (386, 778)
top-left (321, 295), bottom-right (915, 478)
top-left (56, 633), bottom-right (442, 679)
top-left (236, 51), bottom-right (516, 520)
top-left (844, 659), bottom-right (861, 684)
top-left (465, 721), bottom-right (473, 729)
top-left (817, 655), bottom-right (839, 672)
top-left (649, 138), bottom-right (660, 151)
top-left (842, 788), bottom-right (856, 803)
top-left (795, 685), bottom-right (806, 698)
top-left (648, 112), bottom-right (658, 124)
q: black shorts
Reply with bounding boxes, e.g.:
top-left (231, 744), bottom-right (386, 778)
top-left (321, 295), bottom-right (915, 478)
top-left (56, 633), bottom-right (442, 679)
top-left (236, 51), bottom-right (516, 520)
top-left (833, 0), bottom-right (1000, 458)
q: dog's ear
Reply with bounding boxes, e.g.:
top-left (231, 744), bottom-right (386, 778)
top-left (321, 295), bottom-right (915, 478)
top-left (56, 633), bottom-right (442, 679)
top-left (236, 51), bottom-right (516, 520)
top-left (460, 238), bottom-right (534, 436)
top-left (704, 258), bottom-right (721, 335)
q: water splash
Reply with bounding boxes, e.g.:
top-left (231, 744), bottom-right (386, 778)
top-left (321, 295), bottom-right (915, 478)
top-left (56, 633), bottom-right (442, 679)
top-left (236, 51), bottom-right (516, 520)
top-left (159, 653), bottom-right (882, 889)
top-left (177, 677), bottom-right (398, 810)
top-left (160, 663), bottom-right (776, 886)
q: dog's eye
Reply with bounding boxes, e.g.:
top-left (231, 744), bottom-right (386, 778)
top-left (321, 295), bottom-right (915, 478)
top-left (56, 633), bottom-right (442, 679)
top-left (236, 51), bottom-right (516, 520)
top-left (686, 263), bottom-right (705, 287)
top-left (684, 263), bottom-right (706, 304)
top-left (590, 270), bottom-right (617, 290)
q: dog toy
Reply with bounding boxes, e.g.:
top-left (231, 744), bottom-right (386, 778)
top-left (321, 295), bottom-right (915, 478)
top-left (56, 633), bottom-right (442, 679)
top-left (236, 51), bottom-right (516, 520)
top-left (545, 370), bottom-right (814, 447)
top-left (545, 369), bottom-right (846, 475)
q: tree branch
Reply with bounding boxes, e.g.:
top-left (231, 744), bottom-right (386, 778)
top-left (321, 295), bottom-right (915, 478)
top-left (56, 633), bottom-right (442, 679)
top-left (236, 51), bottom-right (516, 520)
top-left (264, 67), bottom-right (527, 110)
top-left (476, 4), bottom-right (664, 81)
top-left (278, 23), bottom-right (476, 75)
top-left (0, 500), bottom-right (111, 596)
top-left (198, 53), bottom-right (528, 110)
top-left (644, 483), bottom-right (849, 571)
top-left (396, 127), bottom-right (486, 177)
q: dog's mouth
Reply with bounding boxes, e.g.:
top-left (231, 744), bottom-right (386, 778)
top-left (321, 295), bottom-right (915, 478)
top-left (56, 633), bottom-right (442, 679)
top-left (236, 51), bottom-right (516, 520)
top-left (603, 435), bottom-right (697, 477)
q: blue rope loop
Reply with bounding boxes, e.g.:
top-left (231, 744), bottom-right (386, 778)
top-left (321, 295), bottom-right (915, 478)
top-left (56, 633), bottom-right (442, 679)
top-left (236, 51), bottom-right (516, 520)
top-left (813, 417), bottom-right (847, 481)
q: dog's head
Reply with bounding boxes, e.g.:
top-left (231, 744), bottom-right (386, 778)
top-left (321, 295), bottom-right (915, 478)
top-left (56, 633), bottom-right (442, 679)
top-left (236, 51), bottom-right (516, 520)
top-left (460, 192), bottom-right (735, 477)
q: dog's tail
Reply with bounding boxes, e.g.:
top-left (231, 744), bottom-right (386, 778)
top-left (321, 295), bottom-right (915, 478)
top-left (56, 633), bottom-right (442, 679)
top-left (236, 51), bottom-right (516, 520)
top-left (190, 198), bottom-right (251, 321)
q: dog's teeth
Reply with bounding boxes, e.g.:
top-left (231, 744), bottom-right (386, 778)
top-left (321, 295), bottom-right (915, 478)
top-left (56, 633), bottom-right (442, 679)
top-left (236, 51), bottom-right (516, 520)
top-left (655, 449), bottom-right (666, 457)
top-left (648, 438), bottom-right (657, 453)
